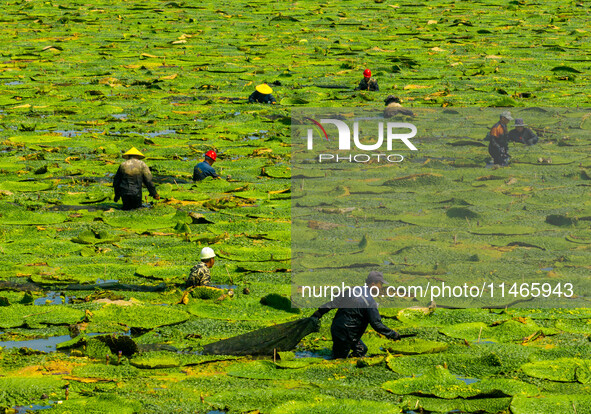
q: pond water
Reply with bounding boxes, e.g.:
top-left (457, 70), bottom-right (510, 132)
top-left (34, 291), bottom-right (73, 306)
top-left (12, 403), bottom-right (55, 413)
top-left (212, 285), bottom-right (237, 290)
top-left (294, 350), bottom-right (332, 359)
top-left (0, 335), bottom-right (71, 352)
top-left (96, 279), bottom-right (119, 285)
top-left (245, 129), bottom-right (269, 141)
top-left (0, 332), bottom-right (129, 352)
top-left (143, 129), bottom-right (176, 138)
top-left (454, 375), bottom-right (480, 385)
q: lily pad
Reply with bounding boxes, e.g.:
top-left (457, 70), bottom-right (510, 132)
top-left (383, 366), bottom-right (538, 399)
top-left (130, 352), bottom-right (181, 369)
top-left (440, 319), bottom-right (558, 342)
top-left (510, 394), bottom-right (591, 414)
top-left (521, 358), bottom-right (591, 383)
top-left (91, 304), bottom-right (190, 330)
top-left (469, 225), bottom-right (537, 235)
top-left (270, 398), bottom-right (402, 414)
top-left (384, 338), bottom-right (449, 355)
top-left (401, 396), bottom-right (511, 414)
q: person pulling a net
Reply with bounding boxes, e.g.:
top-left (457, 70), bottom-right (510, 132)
top-left (311, 271), bottom-right (401, 359)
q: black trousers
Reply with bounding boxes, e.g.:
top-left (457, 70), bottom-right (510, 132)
top-left (332, 337), bottom-right (368, 359)
top-left (488, 143), bottom-right (510, 166)
top-left (121, 194), bottom-right (142, 210)
top-left (331, 324), bottom-right (368, 359)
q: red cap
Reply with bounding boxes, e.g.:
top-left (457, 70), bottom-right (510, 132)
top-left (205, 150), bottom-right (217, 161)
top-left (363, 69), bottom-right (371, 78)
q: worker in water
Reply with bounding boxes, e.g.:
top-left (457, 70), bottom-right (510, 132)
top-left (311, 271), bottom-right (400, 359)
top-left (113, 147), bottom-right (160, 210)
top-left (186, 247), bottom-right (216, 287)
top-left (249, 84), bottom-right (277, 104)
top-left (355, 68), bottom-right (379, 91)
top-left (383, 95), bottom-right (414, 117)
top-left (508, 118), bottom-right (538, 146)
top-left (487, 110), bottom-right (512, 166)
top-left (193, 150), bottom-right (220, 181)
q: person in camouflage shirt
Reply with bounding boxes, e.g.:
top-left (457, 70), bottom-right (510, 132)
top-left (113, 147), bottom-right (159, 210)
top-left (186, 247), bottom-right (216, 287)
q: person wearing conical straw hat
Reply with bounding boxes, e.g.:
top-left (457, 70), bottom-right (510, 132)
top-left (508, 118), bottom-right (539, 146)
top-left (113, 147), bottom-right (160, 210)
top-left (248, 83), bottom-right (276, 104)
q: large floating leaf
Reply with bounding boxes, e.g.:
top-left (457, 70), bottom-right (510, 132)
top-left (0, 202), bottom-right (67, 224)
top-left (0, 304), bottom-right (85, 328)
top-left (91, 304), bottom-right (190, 329)
top-left (469, 225), bottom-right (537, 235)
top-left (383, 173), bottom-right (445, 187)
top-left (510, 395), bottom-right (591, 414)
top-left (383, 366), bottom-right (538, 399)
top-left (521, 358), bottom-right (591, 383)
top-left (401, 396), bottom-right (511, 414)
top-left (51, 394), bottom-right (140, 414)
top-left (440, 319), bottom-right (558, 342)
top-left (270, 398), bottom-right (402, 414)
top-left (385, 338), bottom-right (448, 355)
top-left (0, 376), bottom-right (66, 407)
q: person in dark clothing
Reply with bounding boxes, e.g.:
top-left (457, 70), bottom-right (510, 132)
top-left (312, 271), bottom-right (400, 359)
top-left (113, 147), bottom-right (159, 210)
top-left (383, 95), bottom-right (414, 118)
top-left (249, 84), bottom-right (276, 104)
top-left (508, 118), bottom-right (538, 146)
top-left (193, 150), bottom-right (220, 181)
top-left (487, 111), bottom-right (512, 166)
top-left (355, 68), bottom-right (379, 91)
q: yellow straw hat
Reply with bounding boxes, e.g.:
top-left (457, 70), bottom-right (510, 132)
top-left (123, 147), bottom-right (145, 159)
top-left (255, 84), bottom-right (273, 95)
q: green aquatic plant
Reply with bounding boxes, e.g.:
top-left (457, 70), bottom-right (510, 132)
top-left (260, 293), bottom-right (301, 314)
top-left (383, 365), bottom-right (538, 399)
top-left (270, 398), bottom-right (402, 414)
top-left (510, 394), bottom-right (591, 414)
top-left (0, 0), bottom-right (590, 411)
top-left (0, 305), bottom-right (85, 329)
top-left (521, 358), bottom-right (591, 383)
top-left (0, 376), bottom-right (66, 408)
top-left (90, 304), bottom-right (190, 330)
top-left (384, 338), bottom-right (449, 355)
top-left (440, 319), bottom-right (558, 342)
top-left (51, 393), bottom-right (141, 414)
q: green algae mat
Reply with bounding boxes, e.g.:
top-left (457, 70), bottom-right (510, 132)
top-left (1, 0), bottom-right (591, 413)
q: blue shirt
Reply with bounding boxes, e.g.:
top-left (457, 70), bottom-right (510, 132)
top-left (193, 161), bottom-right (219, 181)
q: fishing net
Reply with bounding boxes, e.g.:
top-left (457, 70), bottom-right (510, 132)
top-left (203, 317), bottom-right (320, 356)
